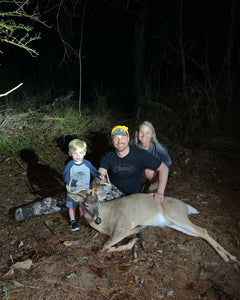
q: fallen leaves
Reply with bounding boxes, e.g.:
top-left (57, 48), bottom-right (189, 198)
top-left (2, 259), bottom-right (32, 277)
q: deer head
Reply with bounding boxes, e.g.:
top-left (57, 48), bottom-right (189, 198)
top-left (68, 173), bottom-right (112, 225)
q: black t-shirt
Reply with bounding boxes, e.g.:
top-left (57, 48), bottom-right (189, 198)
top-left (99, 146), bottom-right (162, 195)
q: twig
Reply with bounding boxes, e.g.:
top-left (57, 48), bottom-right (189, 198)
top-left (10, 254), bottom-right (14, 264)
top-left (0, 83), bottom-right (23, 97)
top-left (44, 222), bottom-right (55, 234)
top-left (0, 118), bottom-right (7, 127)
top-left (15, 158), bottom-right (26, 170)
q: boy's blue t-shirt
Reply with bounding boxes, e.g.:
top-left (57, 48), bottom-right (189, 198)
top-left (63, 159), bottom-right (100, 191)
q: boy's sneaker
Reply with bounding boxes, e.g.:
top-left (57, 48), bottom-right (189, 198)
top-left (70, 220), bottom-right (80, 231)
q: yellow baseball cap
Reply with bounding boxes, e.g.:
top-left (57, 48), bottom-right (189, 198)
top-left (111, 125), bottom-right (129, 138)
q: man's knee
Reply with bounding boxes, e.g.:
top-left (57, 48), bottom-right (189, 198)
top-left (144, 169), bottom-right (158, 182)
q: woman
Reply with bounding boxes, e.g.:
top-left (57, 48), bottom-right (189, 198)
top-left (130, 121), bottom-right (172, 193)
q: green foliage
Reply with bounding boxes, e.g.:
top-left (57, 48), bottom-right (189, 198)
top-left (0, 1), bottom-right (48, 57)
top-left (46, 109), bottom-right (99, 136)
top-left (3, 288), bottom-right (10, 300)
top-left (0, 18), bottom-right (40, 56)
top-left (0, 136), bottom-right (9, 150)
top-left (0, 137), bottom-right (32, 156)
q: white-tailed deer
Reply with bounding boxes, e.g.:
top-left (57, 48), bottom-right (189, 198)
top-left (69, 182), bottom-right (238, 263)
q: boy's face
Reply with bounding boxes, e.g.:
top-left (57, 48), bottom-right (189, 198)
top-left (69, 147), bottom-right (86, 164)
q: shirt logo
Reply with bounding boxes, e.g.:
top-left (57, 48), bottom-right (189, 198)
top-left (113, 164), bottom-right (135, 176)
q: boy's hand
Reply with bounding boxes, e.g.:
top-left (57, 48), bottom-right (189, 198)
top-left (76, 180), bottom-right (83, 187)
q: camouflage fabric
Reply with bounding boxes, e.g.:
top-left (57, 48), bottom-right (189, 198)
top-left (15, 184), bottom-right (125, 221)
top-left (15, 193), bottom-right (67, 221)
top-left (97, 184), bottom-right (125, 202)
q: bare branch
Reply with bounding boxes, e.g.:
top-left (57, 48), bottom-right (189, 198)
top-left (0, 0), bottom-right (49, 56)
top-left (0, 83), bottom-right (23, 98)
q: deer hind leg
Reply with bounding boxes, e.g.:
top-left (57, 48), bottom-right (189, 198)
top-left (201, 228), bottom-right (238, 262)
top-left (167, 218), bottom-right (238, 263)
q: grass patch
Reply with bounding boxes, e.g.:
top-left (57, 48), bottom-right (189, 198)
top-left (0, 137), bottom-right (10, 151)
top-left (44, 108), bottom-right (113, 137)
top-left (0, 137), bottom-right (33, 156)
top-left (0, 106), bottom-right (117, 160)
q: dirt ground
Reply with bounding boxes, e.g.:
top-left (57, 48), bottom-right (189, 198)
top-left (0, 113), bottom-right (239, 300)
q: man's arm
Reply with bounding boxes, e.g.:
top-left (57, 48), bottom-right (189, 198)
top-left (154, 162), bottom-right (169, 204)
top-left (91, 167), bottom-right (107, 189)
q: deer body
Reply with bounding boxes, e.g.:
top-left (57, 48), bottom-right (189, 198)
top-left (81, 193), bottom-right (238, 263)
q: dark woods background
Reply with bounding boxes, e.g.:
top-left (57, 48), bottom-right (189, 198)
top-left (1, 0), bottom-right (240, 147)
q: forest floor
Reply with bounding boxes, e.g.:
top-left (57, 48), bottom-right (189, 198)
top-left (0, 112), bottom-right (239, 300)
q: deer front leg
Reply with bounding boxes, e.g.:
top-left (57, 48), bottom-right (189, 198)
top-left (102, 227), bottom-right (141, 252)
top-left (102, 238), bottom-right (139, 252)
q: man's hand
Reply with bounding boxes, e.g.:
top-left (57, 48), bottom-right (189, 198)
top-left (99, 174), bottom-right (105, 182)
top-left (153, 192), bottom-right (164, 204)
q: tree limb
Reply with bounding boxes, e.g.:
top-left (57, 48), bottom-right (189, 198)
top-left (0, 83), bottom-right (23, 98)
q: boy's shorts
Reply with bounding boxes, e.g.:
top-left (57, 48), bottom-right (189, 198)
top-left (66, 195), bottom-right (79, 208)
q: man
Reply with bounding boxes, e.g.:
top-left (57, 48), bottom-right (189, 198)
top-left (99, 125), bottom-right (169, 204)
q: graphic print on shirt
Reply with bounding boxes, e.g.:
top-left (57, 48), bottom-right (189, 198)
top-left (68, 164), bottom-right (91, 190)
top-left (113, 164), bottom-right (135, 179)
top-left (75, 171), bottom-right (85, 186)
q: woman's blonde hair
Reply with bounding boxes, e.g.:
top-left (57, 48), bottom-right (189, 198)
top-left (134, 121), bottom-right (158, 145)
top-left (68, 139), bottom-right (87, 152)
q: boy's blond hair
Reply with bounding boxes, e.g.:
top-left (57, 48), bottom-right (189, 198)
top-left (68, 139), bottom-right (87, 153)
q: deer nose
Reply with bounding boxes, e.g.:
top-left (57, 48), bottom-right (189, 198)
top-left (95, 216), bottom-right (102, 224)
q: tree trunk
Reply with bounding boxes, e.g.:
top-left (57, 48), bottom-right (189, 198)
top-left (134, 10), bottom-right (146, 118)
top-left (78, 0), bottom-right (87, 117)
top-left (179, 0), bottom-right (186, 89)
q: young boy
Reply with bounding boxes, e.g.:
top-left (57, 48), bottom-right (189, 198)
top-left (63, 139), bottom-right (101, 231)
